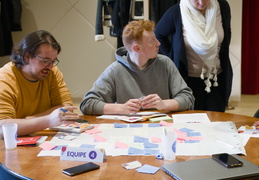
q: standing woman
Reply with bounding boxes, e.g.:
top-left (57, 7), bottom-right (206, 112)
top-left (155, 0), bottom-right (232, 112)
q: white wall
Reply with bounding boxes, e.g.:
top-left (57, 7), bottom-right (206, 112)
top-left (228, 0), bottom-right (242, 105)
top-left (0, 0), bottom-right (242, 105)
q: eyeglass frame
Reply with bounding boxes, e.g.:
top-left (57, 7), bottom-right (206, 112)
top-left (32, 53), bottom-right (60, 67)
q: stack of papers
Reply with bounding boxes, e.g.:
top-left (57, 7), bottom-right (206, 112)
top-left (50, 123), bottom-right (94, 133)
top-left (97, 112), bottom-right (168, 122)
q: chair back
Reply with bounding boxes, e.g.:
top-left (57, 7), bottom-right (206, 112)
top-left (254, 109), bottom-right (259, 118)
top-left (0, 162), bottom-right (33, 180)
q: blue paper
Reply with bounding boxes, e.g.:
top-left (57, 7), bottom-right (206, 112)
top-left (134, 136), bottom-right (149, 143)
top-left (129, 124), bottom-right (143, 128)
top-left (114, 123), bottom-right (127, 128)
top-left (144, 141), bottom-right (159, 148)
top-left (148, 123), bottom-right (161, 127)
top-left (79, 144), bottom-right (96, 148)
top-left (144, 149), bottom-right (160, 155)
top-left (184, 140), bottom-right (200, 143)
top-left (179, 128), bottom-right (194, 132)
top-left (128, 147), bottom-right (144, 155)
top-left (187, 132), bottom-right (201, 137)
top-left (136, 164), bottom-right (160, 174)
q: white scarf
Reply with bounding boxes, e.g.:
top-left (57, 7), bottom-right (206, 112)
top-left (180, 0), bottom-right (218, 93)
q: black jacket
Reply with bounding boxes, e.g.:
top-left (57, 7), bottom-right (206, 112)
top-left (0, 0), bottom-right (22, 56)
top-left (155, 0), bottom-right (232, 106)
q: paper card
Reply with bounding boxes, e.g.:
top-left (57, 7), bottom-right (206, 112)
top-left (136, 164), bottom-right (160, 174)
top-left (60, 146), bottom-right (106, 163)
top-left (122, 161), bottom-right (142, 170)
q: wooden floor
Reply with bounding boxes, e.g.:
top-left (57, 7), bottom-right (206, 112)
top-left (73, 94), bottom-right (259, 117)
top-left (225, 94), bottom-right (259, 117)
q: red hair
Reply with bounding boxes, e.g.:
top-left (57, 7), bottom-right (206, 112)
top-left (122, 20), bottom-right (155, 50)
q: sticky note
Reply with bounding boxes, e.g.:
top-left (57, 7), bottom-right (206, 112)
top-left (134, 136), bottom-right (149, 143)
top-left (128, 147), bottom-right (144, 155)
top-left (39, 141), bottom-right (56, 151)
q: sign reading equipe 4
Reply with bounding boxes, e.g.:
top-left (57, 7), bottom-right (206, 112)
top-left (60, 146), bottom-right (106, 163)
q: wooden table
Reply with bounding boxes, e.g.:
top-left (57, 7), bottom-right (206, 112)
top-left (1, 110), bottom-right (259, 180)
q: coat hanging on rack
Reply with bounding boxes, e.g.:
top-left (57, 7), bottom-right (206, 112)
top-left (94, 0), bottom-right (179, 48)
top-left (0, 0), bottom-right (22, 57)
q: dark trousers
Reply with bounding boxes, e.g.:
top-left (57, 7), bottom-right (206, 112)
top-left (187, 74), bottom-right (226, 112)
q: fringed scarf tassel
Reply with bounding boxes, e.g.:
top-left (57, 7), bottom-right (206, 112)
top-left (200, 67), bottom-right (218, 93)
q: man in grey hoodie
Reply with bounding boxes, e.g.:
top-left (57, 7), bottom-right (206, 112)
top-left (80, 20), bottom-right (194, 115)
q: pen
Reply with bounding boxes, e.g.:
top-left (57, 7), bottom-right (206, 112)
top-left (163, 127), bottom-right (167, 136)
top-left (60, 108), bottom-right (67, 113)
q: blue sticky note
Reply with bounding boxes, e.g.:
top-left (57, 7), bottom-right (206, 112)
top-left (148, 123), bottom-right (161, 127)
top-left (184, 140), bottom-right (200, 143)
top-left (187, 132), bottom-right (201, 137)
top-left (144, 141), bottom-right (159, 148)
top-left (144, 149), bottom-right (160, 155)
top-left (114, 123), bottom-right (127, 128)
top-left (179, 128), bottom-right (194, 132)
top-left (128, 147), bottom-right (144, 155)
top-left (129, 124), bottom-right (143, 128)
top-left (134, 136), bottom-right (149, 143)
top-left (136, 164), bottom-right (160, 174)
top-left (79, 144), bottom-right (96, 148)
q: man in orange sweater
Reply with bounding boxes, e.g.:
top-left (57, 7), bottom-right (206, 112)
top-left (0, 30), bottom-right (79, 137)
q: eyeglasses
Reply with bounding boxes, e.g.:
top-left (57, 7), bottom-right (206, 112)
top-left (33, 53), bottom-right (60, 67)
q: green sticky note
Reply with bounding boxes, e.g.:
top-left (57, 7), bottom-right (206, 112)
top-left (149, 115), bottom-right (173, 122)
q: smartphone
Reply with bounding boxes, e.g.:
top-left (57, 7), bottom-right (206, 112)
top-left (73, 119), bottom-right (89, 123)
top-left (62, 162), bottom-right (100, 176)
top-left (212, 153), bottom-right (243, 168)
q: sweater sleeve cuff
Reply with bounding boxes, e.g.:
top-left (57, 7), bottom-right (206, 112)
top-left (95, 35), bottom-right (105, 41)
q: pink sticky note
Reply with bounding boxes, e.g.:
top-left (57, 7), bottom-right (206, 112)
top-left (151, 137), bottom-right (161, 143)
top-left (174, 128), bottom-right (187, 139)
top-left (93, 134), bottom-right (106, 142)
top-left (85, 128), bottom-right (102, 134)
top-left (159, 120), bottom-right (172, 126)
top-left (177, 139), bottom-right (184, 143)
top-left (185, 136), bottom-right (204, 141)
top-left (39, 141), bottom-right (56, 151)
top-left (115, 142), bottom-right (128, 149)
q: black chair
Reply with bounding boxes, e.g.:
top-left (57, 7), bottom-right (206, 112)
top-left (0, 162), bottom-right (33, 180)
top-left (254, 109), bottom-right (259, 118)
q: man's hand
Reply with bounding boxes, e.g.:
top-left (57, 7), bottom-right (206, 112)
top-left (141, 94), bottom-right (165, 110)
top-left (254, 121), bottom-right (259, 129)
top-left (121, 99), bottom-right (142, 114)
top-left (48, 106), bottom-right (79, 127)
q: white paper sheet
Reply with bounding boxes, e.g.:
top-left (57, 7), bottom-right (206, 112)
top-left (172, 113), bottom-right (211, 123)
top-left (37, 121), bottom-right (245, 157)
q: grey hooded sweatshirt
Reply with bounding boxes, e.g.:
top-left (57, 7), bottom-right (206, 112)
top-left (80, 47), bottom-right (194, 115)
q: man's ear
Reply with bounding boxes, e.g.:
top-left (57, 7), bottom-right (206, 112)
top-left (132, 43), bottom-right (141, 53)
top-left (23, 53), bottom-right (30, 63)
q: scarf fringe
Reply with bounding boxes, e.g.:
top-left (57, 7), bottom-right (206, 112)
top-left (200, 67), bottom-right (218, 93)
